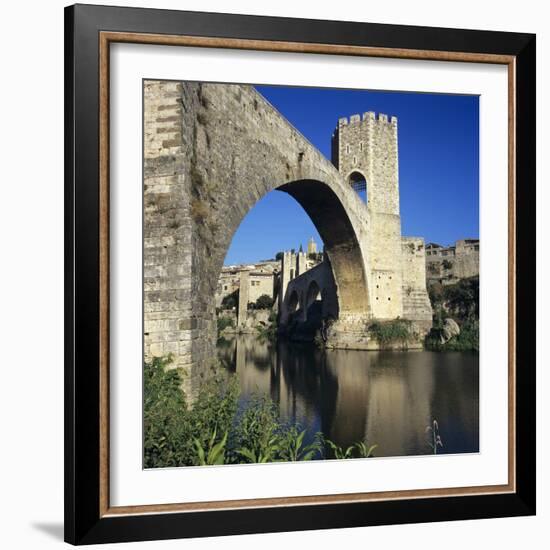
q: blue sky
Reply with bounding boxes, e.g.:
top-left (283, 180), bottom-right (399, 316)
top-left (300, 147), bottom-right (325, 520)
top-left (225, 85), bottom-right (479, 265)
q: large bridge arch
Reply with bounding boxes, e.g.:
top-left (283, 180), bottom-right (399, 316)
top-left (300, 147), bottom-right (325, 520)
top-left (276, 179), bottom-right (368, 316)
top-left (143, 80), bottom-right (374, 390)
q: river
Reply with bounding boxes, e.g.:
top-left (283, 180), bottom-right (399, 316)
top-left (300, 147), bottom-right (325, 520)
top-left (217, 334), bottom-right (479, 457)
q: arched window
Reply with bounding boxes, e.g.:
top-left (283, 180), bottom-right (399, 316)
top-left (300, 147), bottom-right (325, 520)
top-left (348, 171), bottom-right (368, 204)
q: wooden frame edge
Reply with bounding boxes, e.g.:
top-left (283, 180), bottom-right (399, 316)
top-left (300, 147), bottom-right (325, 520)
top-left (101, 31), bottom-right (515, 64)
top-left (98, 30), bottom-right (517, 518)
top-left (99, 31), bottom-right (110, 518)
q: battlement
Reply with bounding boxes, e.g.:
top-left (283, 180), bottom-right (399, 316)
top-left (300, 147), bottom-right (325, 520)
top-left (332, 107), bottom-right (400, 216)
top-left (338, 112), bottom-right (397, 126)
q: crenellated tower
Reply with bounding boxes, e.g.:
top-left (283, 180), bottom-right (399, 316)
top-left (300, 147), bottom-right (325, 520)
top-left (331, 112), bottom-right (404, 319)
top-left (331, 112), bottom-right (399, 214)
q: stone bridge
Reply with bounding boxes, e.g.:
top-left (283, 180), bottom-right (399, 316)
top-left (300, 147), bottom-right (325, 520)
top-left (280, 261), bottom-right (339, 327)
top-left (144, 80), bottom-right (431, 392)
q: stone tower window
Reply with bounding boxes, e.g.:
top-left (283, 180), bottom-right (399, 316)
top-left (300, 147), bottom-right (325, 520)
top-left (348, 171), bottom-right (368, 204)
top-left (360, 142), bottom-right (363, 151)
top-left (346, 145), bottom-right (350, 154)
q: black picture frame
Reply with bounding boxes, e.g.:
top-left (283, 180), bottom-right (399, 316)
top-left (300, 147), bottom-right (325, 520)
top-left (65, 3), bottom-right (536, 545)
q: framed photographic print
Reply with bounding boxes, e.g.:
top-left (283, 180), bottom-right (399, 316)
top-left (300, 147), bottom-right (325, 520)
top-left (64, 4), bottom-right (536, 545)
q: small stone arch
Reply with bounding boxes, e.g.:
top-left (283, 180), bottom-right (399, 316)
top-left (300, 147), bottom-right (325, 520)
top-left (287, 290), bottom-right (300, 314)
top-left (347, 170), bottom-right (368, 204)
top-left (305, 280), bottom-right (321, 310)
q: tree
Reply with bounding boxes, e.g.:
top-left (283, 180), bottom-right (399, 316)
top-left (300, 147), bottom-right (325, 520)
top-left (443, 276), bottom-right (479, 321)
top-left (275, 252), bottom-right (283, 261)
top-left (254, 294), bottom-right (274, 310)
top-left (221, 289), bottom-right (239, 310)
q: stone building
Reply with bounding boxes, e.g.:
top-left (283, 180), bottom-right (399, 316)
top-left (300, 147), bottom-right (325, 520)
top-left (216, 240), bottom-right (322, 314)
top-left (307, 237), bottom-right (317, 255)
top-left (216, 261), bottom-right (278, 308)
top-left (425, 239), bottom-right (479, 285)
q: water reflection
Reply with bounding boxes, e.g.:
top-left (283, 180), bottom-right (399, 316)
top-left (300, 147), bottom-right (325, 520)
top-left (217, 335), bottom-right (479, 457)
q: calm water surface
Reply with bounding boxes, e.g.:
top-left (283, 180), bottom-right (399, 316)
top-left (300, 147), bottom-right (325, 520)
top-left (218, 335), bottom-right (479, 457)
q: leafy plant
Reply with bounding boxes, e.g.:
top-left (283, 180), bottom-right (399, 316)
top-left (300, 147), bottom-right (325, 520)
top-left (233, 395), bottom-right (281, 463)
top-left (277, 426), bottom-right (323, 462)
top-left (369, 320), bottom-right (412, 347)
top-left (255, 310), bottom-right (278, 341)
top-left (325, 440), bottom-right (356, 460)
top-left (324, 438), bottom-right (377, 460)
top-left (217, 315), bottom-right (234, 335)
top-left (144, 356), bottom-right (239, 468)
top-left (426, 419), bottom-right (444, 454)
top-left (194, 428), bottom-right (228, 466)
top-left (236, 435), bottom-right (281, 463)
top-left (354, 441), bottom-right (378, 458)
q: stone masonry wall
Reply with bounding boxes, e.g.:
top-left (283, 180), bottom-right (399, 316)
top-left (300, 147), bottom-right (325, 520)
top-left (143, 81), bottom-right (197, 395)
top-left (401, 237), bottom-right (433, 331)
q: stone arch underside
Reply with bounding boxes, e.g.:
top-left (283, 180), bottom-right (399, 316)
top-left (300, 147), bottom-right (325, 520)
top-left (276, 180), bottom-right (369, 315)
top-left (288, 290), bottom-right (300, 314)
top-left (305, 280), bottom-right (321, 309)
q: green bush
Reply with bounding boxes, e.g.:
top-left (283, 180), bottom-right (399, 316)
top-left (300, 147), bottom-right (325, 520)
top-left (255, 310), bottom-right (278, 341)
top-left (144, 356), bottom-right (239, 468)
top-left (444, 276), bottom-right (479, 321)
top-left (426, 319), bottom-right (479, 352)
top-left (425, 276), bottom-right (479, 352)
top-left (276, 425), bottom-right (323, 462)
top-left (221, 290), bottom-right (239, 310)
top-left (324, 438), bottom-right (377, 460)
top-left (217, 316), bottom-right (235, 335)
top-left (251, 294), bottom-right (274, 310)
top-left (144, 355), bottom-right (193, 468)
top-left (369, 320), bottom-right (412, 347)
top-left (233, 395), bottom-right (280, 463)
